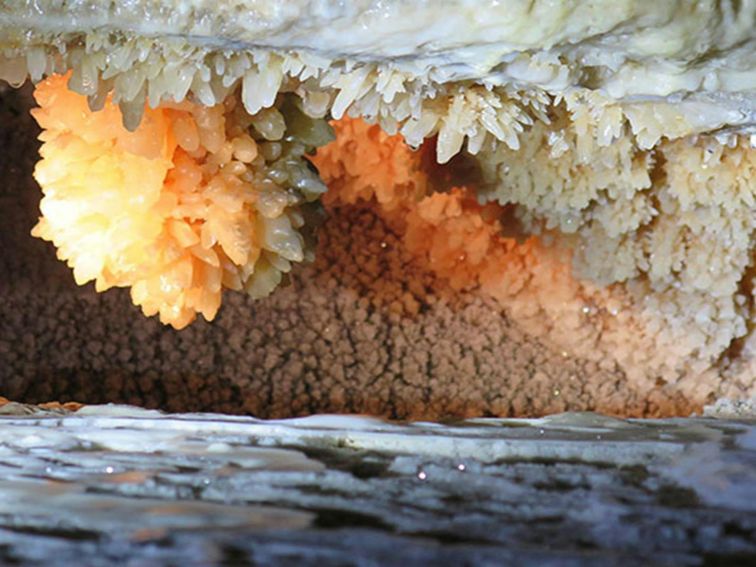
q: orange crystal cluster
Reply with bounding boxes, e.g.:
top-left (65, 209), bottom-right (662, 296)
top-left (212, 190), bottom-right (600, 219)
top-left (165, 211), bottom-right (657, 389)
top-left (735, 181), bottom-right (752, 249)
top-left (32, 74), bottom-right (319, 329)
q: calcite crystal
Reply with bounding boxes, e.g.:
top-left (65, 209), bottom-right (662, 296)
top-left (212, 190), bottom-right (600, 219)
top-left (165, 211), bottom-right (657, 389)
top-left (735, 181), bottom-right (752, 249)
top-left (30, 74), bottom-right (330, 328)
top-left (0, 1), bottom-right (754, 402)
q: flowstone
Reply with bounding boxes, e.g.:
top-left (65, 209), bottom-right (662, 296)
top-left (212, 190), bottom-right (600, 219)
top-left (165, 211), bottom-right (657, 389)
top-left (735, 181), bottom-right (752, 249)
top-left (0, 404), bottom-right (753, 565)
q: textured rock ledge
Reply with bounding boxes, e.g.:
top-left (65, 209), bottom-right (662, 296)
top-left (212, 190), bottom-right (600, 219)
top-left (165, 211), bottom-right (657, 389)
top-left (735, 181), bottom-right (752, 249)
top-left (2, 2), bottom-right (755, 390)
top-left (0, 404), bottom-right (753, 566)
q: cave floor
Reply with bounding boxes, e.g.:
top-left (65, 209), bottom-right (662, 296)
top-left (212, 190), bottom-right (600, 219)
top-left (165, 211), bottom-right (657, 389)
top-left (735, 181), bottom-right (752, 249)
top-left (0, 404), bottom-right (753, 566)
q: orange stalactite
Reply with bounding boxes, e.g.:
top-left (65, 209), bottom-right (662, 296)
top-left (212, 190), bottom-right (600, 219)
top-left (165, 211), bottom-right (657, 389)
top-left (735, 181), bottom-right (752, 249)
top-left (313, 117), bottom-right (428, 213)
top-left (30, 74), bottom-right (316, 329)
top-left (311, 116), bottom-right (544, 300)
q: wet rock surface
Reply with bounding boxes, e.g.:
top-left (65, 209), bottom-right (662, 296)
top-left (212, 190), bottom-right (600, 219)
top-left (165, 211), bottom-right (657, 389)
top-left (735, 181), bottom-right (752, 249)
top-left (0, 406), bottom-right (753, 566)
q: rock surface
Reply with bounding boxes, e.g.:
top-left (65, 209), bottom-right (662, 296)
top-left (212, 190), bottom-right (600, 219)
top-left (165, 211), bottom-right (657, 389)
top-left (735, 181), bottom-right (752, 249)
top-left (0, 405), bottom-right (753, 566)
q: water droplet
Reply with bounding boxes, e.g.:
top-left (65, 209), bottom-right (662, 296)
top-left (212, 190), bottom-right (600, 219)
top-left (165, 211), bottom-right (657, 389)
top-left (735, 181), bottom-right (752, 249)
top-left (380, 241), bottom-right (387, 249)
top-left (457, 464), bottom-right (466, 472)
top-left (553, 389), bottom-right (561, 397)
top-left (105, 466), bottom-right (114, 474)
top-left (538, 428), bottom-right (545, 435)
top-left (417, 471), bottom-right (427, 480)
